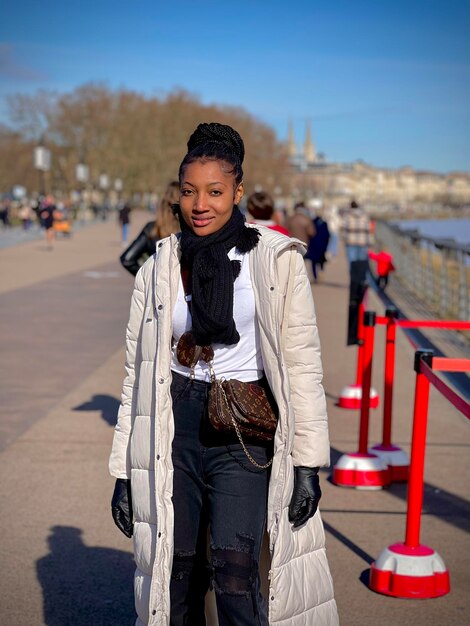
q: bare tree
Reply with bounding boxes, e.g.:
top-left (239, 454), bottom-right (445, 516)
top-left (1, 84), bottom-right (290, 197)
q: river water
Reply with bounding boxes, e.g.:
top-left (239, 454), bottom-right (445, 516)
top-left (393, 218), bottom-right (470, 246)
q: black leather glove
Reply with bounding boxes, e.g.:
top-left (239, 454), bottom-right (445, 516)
top-left (288, 466), bottom-right (321, 528)
top-left (111, 478), bottom-right (134, 538)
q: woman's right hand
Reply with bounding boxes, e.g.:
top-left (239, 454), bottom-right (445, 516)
top-left (111, 478), bottom-right (134, 538)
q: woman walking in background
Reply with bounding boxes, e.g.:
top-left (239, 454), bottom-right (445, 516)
top-left (110, 122), bottom-right (338, 625)
top-left (325, 205), bottom-right (340, 258)
top-left (120, 181), bottom-right (180, 276)
top-left (118, 203), bottom-right (132, 246)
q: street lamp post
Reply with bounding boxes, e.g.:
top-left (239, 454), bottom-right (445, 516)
top-left (76, 162), bottom-right (89, 187)
top-left (99, 173), bottom-right (109, 190)
top-left (99, 173), bottom-right (110, 220)
top-left (75, 161), bottom-right (89, 221)
top-left (33, 137), bottom-right (51, 196)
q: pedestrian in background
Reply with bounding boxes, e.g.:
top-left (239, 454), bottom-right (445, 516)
top-left (369, 248), bottom-right (395, 290)
top-left (118, 203), bottom-right (132, 246)
top-left (120, 181), bottom-right (180, 276)
top-left (18, 202), bottom-right (33, 230)
top-left (286, 201), bottom-right (315, 245)
top-left (306, 211), bottom-right (330, 281)
top-left (325, 205), bottom-right (340, 258)
top-left (246, 190), bottom-right (290, 236)
top-left (341, 200), bottom-right (374, 268)
top-left (109, 122), bottom-right (338, 625)
top-left (0, 198), bottom-right (11, 228)
top-left (40, 195), bottom-right (56, 250)
top-left (286, 201), bottom-right (316, 283)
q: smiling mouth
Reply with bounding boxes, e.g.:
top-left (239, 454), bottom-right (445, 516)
top-left (192, 216), bottom-right (214, 227)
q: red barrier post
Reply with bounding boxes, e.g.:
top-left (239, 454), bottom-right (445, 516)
top-left (333, 312), bottom-right (391, 489)
top-left (358, 311), bottom-right (375, 454)
top-left (338, 302), bottom-right (380, 410)
top-left (369, 350), bottom-right (450, 598)
top-left (355, 302), bottom-right (365, 387)
top-left (405, 350), bottom-right (433, 547)
top-left (370, 308), bottom-right (409, 481)
top-left (382, 308), bottom-right (396, 447)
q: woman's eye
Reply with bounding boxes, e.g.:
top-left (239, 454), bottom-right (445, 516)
top-left (210, 190), bottom-right (222, 196)
top-left (181, 189), bottom-right (192, 196)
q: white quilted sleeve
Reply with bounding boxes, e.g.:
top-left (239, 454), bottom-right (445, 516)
top-left (109, 269), bottom-right (146, 479)
top-left (284, 253), bottom-right (330, 467)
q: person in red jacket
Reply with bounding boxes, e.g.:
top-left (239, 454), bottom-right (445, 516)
top-left (246, 191), bottom-right (290, 236)
top-left (368, 248), bottom-right (395, 290)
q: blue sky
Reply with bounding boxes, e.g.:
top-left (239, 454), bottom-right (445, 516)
top-left (1, 0), bottom-right (469, 172)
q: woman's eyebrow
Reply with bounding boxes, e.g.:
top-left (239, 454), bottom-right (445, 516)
top-left (182, 180), bottom-right (227, 187)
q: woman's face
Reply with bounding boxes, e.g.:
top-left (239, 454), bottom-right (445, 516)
top-left (179, 160), bottom-right (243, 236)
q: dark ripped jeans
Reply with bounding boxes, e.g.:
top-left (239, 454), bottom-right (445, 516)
top-left (170, 371), bottom-right (270, 626)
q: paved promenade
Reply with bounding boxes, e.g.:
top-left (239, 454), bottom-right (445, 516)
top-left (0, 215), bottom-right (469, 626)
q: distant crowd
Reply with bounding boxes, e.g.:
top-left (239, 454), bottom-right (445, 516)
top-left (0, 190), bottom-right (394, 287)
top-left (117, 188), bottom-right (394, 291)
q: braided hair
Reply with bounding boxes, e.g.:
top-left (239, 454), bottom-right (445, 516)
top-left (178, 122), bottom-right (244, 185)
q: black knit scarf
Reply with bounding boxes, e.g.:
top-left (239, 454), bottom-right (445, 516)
top-left (179, 206), bottom-right (260, 345)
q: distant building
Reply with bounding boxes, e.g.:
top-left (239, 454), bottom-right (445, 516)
top-left (286, 122), bottom-right (470, 209)
top-left (287, 120), bottom-right (317, 170)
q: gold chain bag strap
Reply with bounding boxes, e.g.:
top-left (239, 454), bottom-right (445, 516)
top-left (208, 377), bottom-right (278, 469)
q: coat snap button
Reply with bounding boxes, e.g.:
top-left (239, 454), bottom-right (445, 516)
top-left (152, 609), bottom-right (157, 615)
top-left (158, 242), bottom-right (163, 248)
top-left (270, 286), bottom-right (274, 291)
top-left (158, 304), bottom-right (163, 310)
top-left (271, 595), bottom-right (274, 601)
top-left (158, 531), bottom-right (162, 538)
top-left (158, 378), bottom-right (164, 384)
top-left (156, 454), bottom-right (160, 460)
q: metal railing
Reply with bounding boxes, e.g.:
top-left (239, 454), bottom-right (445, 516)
top-left (374, 220), bottom-right (470, 321)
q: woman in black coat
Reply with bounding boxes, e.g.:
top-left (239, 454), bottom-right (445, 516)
top-left (120, 181), bottom-right (180, 276)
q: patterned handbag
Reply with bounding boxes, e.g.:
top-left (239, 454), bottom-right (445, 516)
top-left (207, 378), bottom-right (278, 468)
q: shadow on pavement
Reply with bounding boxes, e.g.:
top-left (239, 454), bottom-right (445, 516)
top-left (36, 526), bottom-right (135, 626)
top-left (73, 394), bottom-right (120, 426)
top-left (359, 568), bottom-right (371, 589)
top-left (324, 446), bottom-right (470, 535)
top-left (325, 390), bottom-right (340, 403)
top-left (322, 520), bottom-right (375, 565)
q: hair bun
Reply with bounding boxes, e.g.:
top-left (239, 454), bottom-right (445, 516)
top-left (187, 122), bottom-right (245, 164)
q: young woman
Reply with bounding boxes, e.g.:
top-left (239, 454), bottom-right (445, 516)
top-left (120, 181), bottom-right (181, 276)
top-left (109, 123), bottom-right (338, 626)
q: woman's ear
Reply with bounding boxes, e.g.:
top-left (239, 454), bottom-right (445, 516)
top-left (234, 183), bottom-right (244, 205)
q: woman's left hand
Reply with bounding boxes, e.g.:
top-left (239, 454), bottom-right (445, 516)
top-left (288, 466), bottom-right (321, 528)
top-left (111, 478), bottom-right (134, 538)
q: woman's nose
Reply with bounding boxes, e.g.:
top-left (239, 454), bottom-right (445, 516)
top-left (195, 194), bottom-right (208, 212)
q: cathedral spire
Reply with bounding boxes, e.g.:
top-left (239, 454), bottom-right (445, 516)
top-left (304, 120), bottom-right (316, 164)
top-left (287, 120), bottom-right (297, 158)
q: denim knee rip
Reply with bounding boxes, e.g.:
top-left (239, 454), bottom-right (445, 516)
top-left (211, 533), bottom-right (258, 597)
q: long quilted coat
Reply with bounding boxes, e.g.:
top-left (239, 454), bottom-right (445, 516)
top-left (109, 226), bottom-right (339, 625)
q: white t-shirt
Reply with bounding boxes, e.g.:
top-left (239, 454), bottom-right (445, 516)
top-left (171, 248), bottom-right (263, 382)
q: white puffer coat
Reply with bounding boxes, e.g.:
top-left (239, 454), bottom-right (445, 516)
top-left (109, 226), bottom-right (339, 625)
